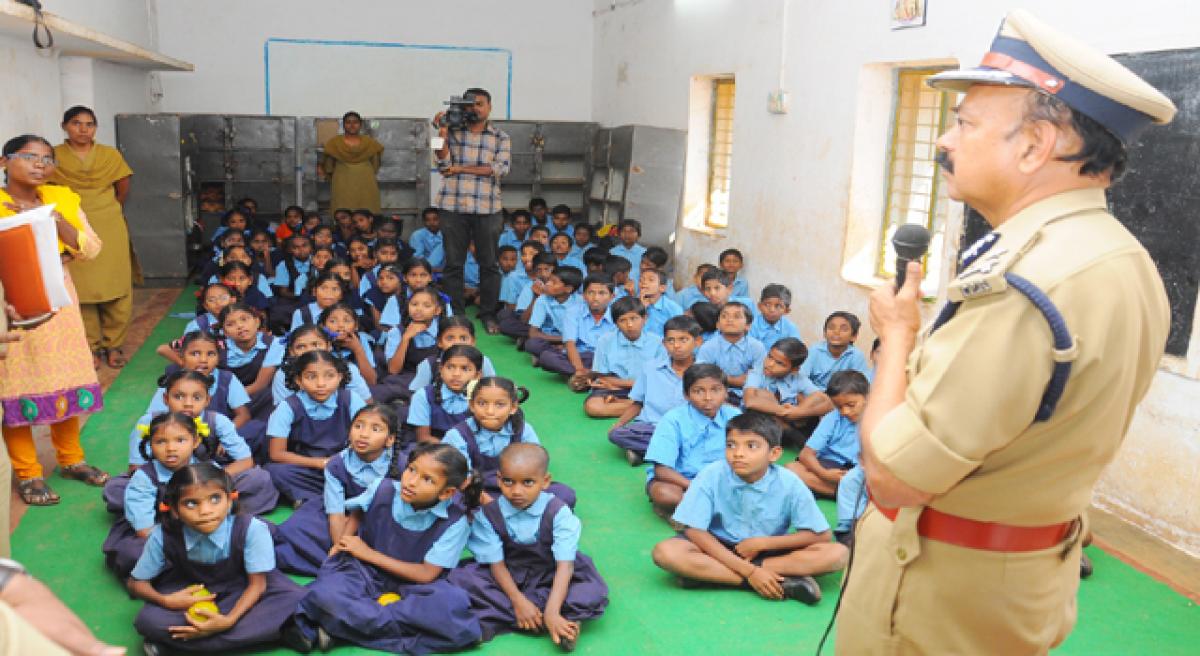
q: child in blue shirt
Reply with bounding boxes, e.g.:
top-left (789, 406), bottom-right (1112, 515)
top-left (409, 207), bottom-right (445, 271)
top-left (834, 465), bottom-right (867, 549)
top-left (318, 303), bottom-right (377, 387)
top-left (540, 274), bottom-right (615, 382)
top-left (548, 204), bottom-right (574, 238)
top-left (750, 283), bottom-right (802, 350)
top-left (570, 222), bottom-right (595, 259)
top-left (290, 270), bottom-right (351, 330)
top-left (743, 337), bottom-right (833, 446)
top-left (406, 316), bottom-right (498, 393)
top-left (180, 282), bottom-right (237, 337)
top-left (604, 255), bottom-right (635, 300)
top-left (526, 266), bottom-right (584, 359)
top-left (689, 301), bottom-right (720, 345)
top-left (652, 411), bottom-right (848, 604)
top-left (550, 233), bottom-right (585, 273)
top-left (800, 311), bottom-right (871, 391)
top-left (582, 247), bottom-right (608, 278)
top-left (637, 268), bottom-right (684, 337)
top-left (378, 258), bottom-right (453, 328)
top-left (448, 443), bottom-right (607, 648)
top-left (129, 464), bottom-right (305, 654)
top-left (719, 248), bottom-right (750, 299)
top-left (675, 263), bottom-right (717, 310)
top-left (378, 289), bottom-right (444, 400)
top-left (786, 370), bottom-right (869, 497)
top-left (498, 242), bottom-right (544, 338)
top-left (609, 218), bottom-right (647, 271)
top-left (609, 315), bottom-right (703, 465)
top-left (700, 268), bottom-right (755, 309)
top-left (269, 233), bottom-right (314, 333)
top-left (152, 331), bottom-right (252, 429)
top-left (217, 302), bottom-right (285, 419)
top-left (498, 210), bottom-right (533, 250)
top-left (585, 296), bottom-right (666, 419)
top-left (644, 364), bottom-right (742, 518)
top-left (696, 302), bottom-right (766, 401)
top-left (407, 345), bottom-right (483, 443)
top-left (271, 324), bottom-right (373, 406)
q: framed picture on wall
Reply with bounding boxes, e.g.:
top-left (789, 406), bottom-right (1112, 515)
top-left (891, 0), bottom-right (927, 30)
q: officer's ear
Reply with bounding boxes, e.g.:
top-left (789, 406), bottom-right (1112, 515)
top-left (1014, 116), bottom-right (1064, 176)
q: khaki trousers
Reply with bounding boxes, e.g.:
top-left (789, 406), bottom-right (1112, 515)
top-left (78, 293), bottom-right (132, 351)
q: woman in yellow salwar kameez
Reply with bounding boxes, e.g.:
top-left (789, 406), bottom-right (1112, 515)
top-left (0, 135), bottom-right (110, 506)
top-left (320, 111), bottom-right (384, 214)
top-left (50, 106), bottom-right (135, 369)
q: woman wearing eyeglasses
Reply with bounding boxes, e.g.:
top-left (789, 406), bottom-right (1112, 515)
top-left (0, 134), bottom-right (110, 506)
top-left (50, 106), bottom-right (136, 370)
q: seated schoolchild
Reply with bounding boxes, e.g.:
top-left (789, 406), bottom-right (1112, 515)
top-left (405, 316), bottom-right (498, 394)
top-left (584, 297), bottom-right (666, 419)
top-left (675, 263), bottom-right (717, 310)
top-left (718, 248), bottom-right (750, 299)
top-left (286, 444), bottom-right (483, 654)
top-left (651, 411), bottom-right (849, 604)
top-left (498, 241), bottom-right (544, 338)
top-left (199, 230), bottom-right (245, 283)
top-left (350, 209), bottom-right (376, 242)
top-left (276, 205), bottom-right (304, 241)
top-left (356, 238), bottom-right (405, 297)
top-left (310, 224), bottom-right (344, 259)
top-left (700, 268), bottom-right (755, 309)
top-left (151, 331), bottom-right (251, 429)
top-left (548, 204), bottom-right (574, 238)
top-left (743, 337), bottom-right (833, 445)
top-left (210, 207), bottom-right (248, 245)
top-left (786, 370), bottom-right (869, 497)
top-left (269, 234), bottom-right (314, 333)
top-left (609, 218), bottom-right (647, 271)
top-left (449, 444), bottom-right (607, 648)
top-left (582, 247), bottom-right (608, 277)
top-left (749, 284), bottom-right (801, 350)
top-left (103, 413), bottom-right (216, 579)
top-left (309, 246), bottom-right (335, 276)
top-left (362, 263), bottom-right (402, 327)
top-left (499, 210), bottom-right (533, 250)
top-left (529, 197), bottom-right (550, 226)
top-left (318, 303), bottom-right (378, 387)
top-left (410, 207), bottom-right (446, 272)
top-left (378, 257), bottom-right (453, 328)
top-left (834, 465), bottom-right (867, 549)
top-left (290, 270), bottom-right (350, 331)
top-left (271, 324), bottom-right (373, 407)
top-left (264, 351), bottom-right (366, 505)
top-left (800, 311), bottom-right (871, 391)
top-left (609, 315), bottom-right (703, 465)
top-left (644, 364), bottom-right (742, 519)
top-left (178, 282), bottom-right (237, 338)
top-left (346, 236), bottom-right (375, 279)
top-left (638, 246), bottom-right (676, 298)
top-left (129, 463), bottom-right (306, 655)
top-left (373, 289), bottom-right (444, 403)
top-left (525, 266), bottom-right (584, 358)
top-left (539, 274), bottom-right (615, 386)
top-left (274, 404), bottom-right (397, 577)
top-left (696, 302), bottom-right (766, 402)
top-left (689, 301), bottom-right (720, 345)
top-left (603, 255), bottom-right (635, 299)
top-left (442, 377), bottom-right (575, 507)
top-left (528, 224), bottom-right (551, 248)
top-left (218, 259), bottom-right (270, 311)
top-left (570, 222), bottom-right (595, 258)
top-left (637, 268), bottom-right (684, 337)
top-left (406, 344), bottom-right (483, 444)
top-left (216, 303), bottom-right (284, 419)
top-left (498, 244), bottom-right (519, 277)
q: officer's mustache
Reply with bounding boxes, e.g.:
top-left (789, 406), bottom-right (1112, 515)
top-left (935, 149), bottom-right (955, 174)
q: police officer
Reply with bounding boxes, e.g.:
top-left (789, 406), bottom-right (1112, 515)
top-left (837, 9), bottom-right (1175, 654)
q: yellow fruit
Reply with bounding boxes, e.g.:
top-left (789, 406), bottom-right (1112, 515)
top-left (377, 592), bottom-right (402, 606)
top-left (187, 600), bottom-right (220, 622)
top-left (191, 585), bottom-right (211, 598)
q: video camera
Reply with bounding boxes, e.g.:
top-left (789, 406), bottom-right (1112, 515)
top-left (435, 94), bottom-right (479, 130)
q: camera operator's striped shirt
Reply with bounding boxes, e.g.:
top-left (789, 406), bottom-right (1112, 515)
top-left (435, 123), bottom-right (511, 215)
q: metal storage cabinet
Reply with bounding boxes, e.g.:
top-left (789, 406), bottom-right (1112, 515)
top-left (588, 125), bottom-right (686, 248)
top-left (492, 120), bottom-right (596, 218)
top-left (115, 114), bottom-right (189, 280)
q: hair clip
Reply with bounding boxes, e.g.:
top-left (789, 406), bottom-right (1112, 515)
top-left (193, 289), bottom-right (204, 299)
top-left (193, 416), bottom-right (211, 438)
top-left (321, 327), bottom-right (339, 341)
top-left (464, 378), bottom-right (480, 399)
top-left (137, 423), bottom-right (152, 438)
top-left (158, 502), bottom-right (170, 512)
top-left (229, 490), bottom-right (240, 500)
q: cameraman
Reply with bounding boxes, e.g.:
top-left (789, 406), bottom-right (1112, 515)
top-left (433, 88), bottom-right (511, 333)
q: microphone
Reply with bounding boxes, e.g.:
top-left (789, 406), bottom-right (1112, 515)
top-left (892, 224), bottom-right (931, 291)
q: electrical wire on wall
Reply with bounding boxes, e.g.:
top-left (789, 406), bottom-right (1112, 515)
top-left (16, 0), bottom-right (54, 48)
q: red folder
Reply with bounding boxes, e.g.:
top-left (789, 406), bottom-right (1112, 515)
top-left (0, 223), bottom-right (53, 316)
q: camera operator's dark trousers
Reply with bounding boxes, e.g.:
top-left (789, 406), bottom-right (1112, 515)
top-left (441, 210), bottom-right (504, 321)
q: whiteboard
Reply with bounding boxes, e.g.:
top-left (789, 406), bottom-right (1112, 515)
top-left (265, 39), bottom-right (510, 119)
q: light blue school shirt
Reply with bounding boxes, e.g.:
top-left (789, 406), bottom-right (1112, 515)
top-left (409, 228), bottom-right (445, 269)
top-left (325, 448), bottom-right (392, 515)
top-left (548, 223), bottom-right (572, 239)
top-left (408, 355), bottom-right (496, 392)
top-left (609, 243), bottom-right (646, 271)
top-left (515, 281), bottom-right (538, 312)
top-left (675, 285), bottom-right (706, 310)
top-left (744, 366), bottom-right (820, 402)
top-left (468, 492), bottom-right (581, 563)
top-left (500, 268), bottom-right (530, 305)
top-left (748, 313), bottom-right (801, 351)
top-left (125, 457), bottom-right (204, 531)
top-left (696, 334), bottom-right (767, 392)
top-left (273, 258), bottom-right (313, 295)
top-left (223, 334), bottom-right (285, 369)
top-left (630, 357), bottom-right (688, 424)
top-left (266, 389), bottom-right (367, 438)
top-left (562, 304), bottom-right (617, 354)
top-left (673, 461), bottom-right (829, 543)
top-left (498, 227), bottom-right (529, 250)
top-left (442, 418), bottom-right (540, 469)
top-left (731, 275), bottom-right (750, 299)
top-left (594, 329), bottom-right (665, 379)
top-left (131, 515), bottom-right (276, 580)
top-left (528, 294), bottom-right (580, 336)
top-left (805, 410), bottom-right (862, 467)
top-left (799, 342), bottom-right (870, 391)
top-left (290, 301), bottom-right (330, 331)
top-left (567, 243), bottom-right (594, 260)
top-left (345, 480), bottom-right (470, 568)
top-left (356, 265), bottom-right (380, 296)
top-left (182, 312), bottom-right (219, 336)
top-left (127, 412), bottom-right (250, 466)
top-left (329, 332), bottom-right (376, 369)
top-left (406, 384), bottom-right (470, 427)
top-left (380, 292), bottom-right (453, 327)
top-left (207, 273), bottom-right (273, 298)
top-left (272, 361), bottom-right (372, 406)
top-left (382, 321), bottom-right (439, 360)
top-left (836, 465), bottom-right (868, 532)
top-left (555, 253), bottom-right (585, 273)
top-left (146, 373), bottom-right (250, 416)
top-left (644, 403), bottom-right (742, 482)
top-left (642, 295), bottom-right (684, 337)
top-left (465, 251), bottom-right (480, 287)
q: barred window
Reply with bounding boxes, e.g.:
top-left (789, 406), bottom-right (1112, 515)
top-left (705, 77), bottom-right (736, 229)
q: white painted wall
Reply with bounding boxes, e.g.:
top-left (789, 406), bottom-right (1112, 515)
top-left (592, 0), bottom-right (1200, 556)
top-left (153, 0), bottom-right (594, 121)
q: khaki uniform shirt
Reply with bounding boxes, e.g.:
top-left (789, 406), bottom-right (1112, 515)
top-left (837, 187), bottom-right (1169, 654)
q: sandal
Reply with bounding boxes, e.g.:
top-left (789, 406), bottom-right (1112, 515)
top-left (105, 347), bottom-right (128, 369)
top-left (60, 461), bottom-right (111, 486)
top-left (483, 318), bottom-right (501, 335)
top-left (17, 477), bottom-right (61, 505)
top-left (93, 349), bottom-right (104, 370)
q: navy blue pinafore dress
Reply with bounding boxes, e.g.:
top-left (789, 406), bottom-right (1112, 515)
top-left (264, 389), bottom-right (352, 504)
top-left (274, 451), bottom-right (376, 576)
top-left (452, 419), bottom-right (577, 508)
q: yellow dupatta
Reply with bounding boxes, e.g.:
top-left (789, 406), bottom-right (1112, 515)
top-left (50, 143), bottom-right (132, 192)
top-left (0, 185), bottom-right (87, 254)
top-left (322, 134), bottom-right (383, 165)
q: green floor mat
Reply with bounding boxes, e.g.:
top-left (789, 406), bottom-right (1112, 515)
top-left (12, 291), bottom-right (1198, 654)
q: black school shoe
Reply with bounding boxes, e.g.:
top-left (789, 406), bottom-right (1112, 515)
top-left (781, 575), bottom-right (822, 605)
top-left (142, 642), bottom-right (163, 656)
top-left (280, 620), bottom-right (333, 653)
top-left (559, 636), bottom-right (577, 652)
top-left (624, 448), bottom-right (644, 467)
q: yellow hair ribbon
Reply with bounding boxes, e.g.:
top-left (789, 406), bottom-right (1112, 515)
top-left (193, 416), bottom-right (211, 438)
top-left (136, 424), bottom-right (151, 438)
